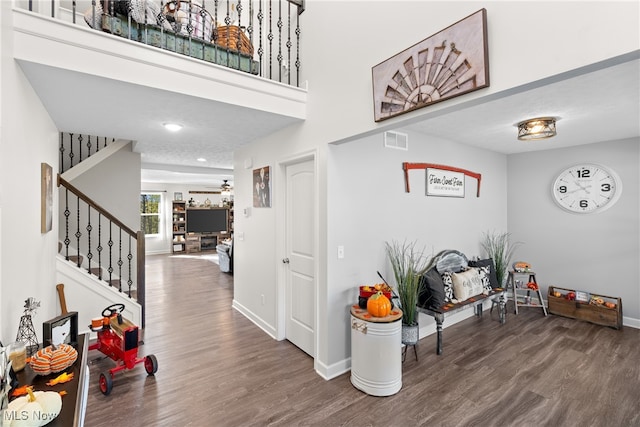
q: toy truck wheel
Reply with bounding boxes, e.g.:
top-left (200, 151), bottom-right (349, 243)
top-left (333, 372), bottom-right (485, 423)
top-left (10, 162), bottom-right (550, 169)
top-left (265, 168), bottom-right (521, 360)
top-left (145, 354), bottom-right (158, 375)
top-left (99, 372), bottom-right (113, 395)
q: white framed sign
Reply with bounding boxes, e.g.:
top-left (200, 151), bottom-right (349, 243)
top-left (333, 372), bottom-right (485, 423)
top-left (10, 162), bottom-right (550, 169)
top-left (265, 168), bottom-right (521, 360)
top-left (426, 168), bottom-right (465, 197)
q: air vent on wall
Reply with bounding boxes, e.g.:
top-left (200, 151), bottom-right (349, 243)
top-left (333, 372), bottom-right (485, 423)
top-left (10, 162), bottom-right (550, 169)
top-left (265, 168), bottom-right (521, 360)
top-left (384, 131), bottom-right (408, 150)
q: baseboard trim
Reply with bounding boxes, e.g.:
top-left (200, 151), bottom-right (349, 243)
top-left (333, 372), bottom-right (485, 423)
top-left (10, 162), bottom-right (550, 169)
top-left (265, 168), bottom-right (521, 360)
top-left (231, 299), bottom-right (277, 339)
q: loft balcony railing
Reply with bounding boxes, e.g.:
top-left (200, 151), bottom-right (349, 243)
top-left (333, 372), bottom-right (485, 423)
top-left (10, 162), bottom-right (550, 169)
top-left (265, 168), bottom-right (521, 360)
top-left (19, 0), bottom-right (305, 87)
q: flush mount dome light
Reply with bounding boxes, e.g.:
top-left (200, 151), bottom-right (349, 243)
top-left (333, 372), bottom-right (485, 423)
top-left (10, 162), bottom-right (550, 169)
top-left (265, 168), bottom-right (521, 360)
top-left (163, 123), bottom-right (183, 132)
top-left (517, 117), bottom-right (557, 140)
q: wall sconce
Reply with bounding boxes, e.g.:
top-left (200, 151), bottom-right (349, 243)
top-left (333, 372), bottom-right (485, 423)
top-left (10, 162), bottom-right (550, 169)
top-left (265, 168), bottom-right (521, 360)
top-left (517, 117), bottom-right (557, 140)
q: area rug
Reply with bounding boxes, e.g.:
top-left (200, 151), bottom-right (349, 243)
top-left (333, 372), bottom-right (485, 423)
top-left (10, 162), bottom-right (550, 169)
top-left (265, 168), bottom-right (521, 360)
top-left (172, 253), bottom-right (219, 265)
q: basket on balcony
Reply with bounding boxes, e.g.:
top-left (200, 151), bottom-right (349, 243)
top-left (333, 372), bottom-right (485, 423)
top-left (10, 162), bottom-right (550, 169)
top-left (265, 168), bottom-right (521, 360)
top-left (215, 25), bottom-right (254, 56)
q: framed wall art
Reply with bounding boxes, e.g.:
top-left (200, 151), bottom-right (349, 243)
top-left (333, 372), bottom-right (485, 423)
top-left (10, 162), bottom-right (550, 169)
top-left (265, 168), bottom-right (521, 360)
top-left (43, 311), bottom-right (78, 346)
top-left (426, 167), bottom-right (465, 197)
top-left (253, 166), bottom-right (271, 208)
top-left (41, 162), bottom-right (53, 233)
top-left (372, 9), bottom-right (489, 122)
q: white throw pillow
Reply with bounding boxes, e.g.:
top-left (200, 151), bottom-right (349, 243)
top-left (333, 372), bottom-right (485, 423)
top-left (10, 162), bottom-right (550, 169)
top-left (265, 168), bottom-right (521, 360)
top-left (451, 268), bottom-right (485, 301)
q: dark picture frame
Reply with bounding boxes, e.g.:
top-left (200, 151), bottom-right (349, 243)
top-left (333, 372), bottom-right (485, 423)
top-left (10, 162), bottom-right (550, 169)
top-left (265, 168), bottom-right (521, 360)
top-left (372, 9), bottom-right (489, 122)
top-left (43, 311), bottom-right (78, 347)
top-left (253, 166), bottom-right (271, 208)
top-left (174, 192), bottom-right (183, 201)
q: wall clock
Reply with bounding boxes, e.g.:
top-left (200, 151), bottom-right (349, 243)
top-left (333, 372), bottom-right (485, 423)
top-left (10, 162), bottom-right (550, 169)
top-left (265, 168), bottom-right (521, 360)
top-left (552, 163), bottom-right (622, 214)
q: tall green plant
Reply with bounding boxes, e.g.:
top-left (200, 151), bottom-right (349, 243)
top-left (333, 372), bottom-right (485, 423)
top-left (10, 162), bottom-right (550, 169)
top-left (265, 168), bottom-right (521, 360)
top-left (385, 240), bottom-right (432, 326)
top-left (481, 231), bottom-right (521, 288)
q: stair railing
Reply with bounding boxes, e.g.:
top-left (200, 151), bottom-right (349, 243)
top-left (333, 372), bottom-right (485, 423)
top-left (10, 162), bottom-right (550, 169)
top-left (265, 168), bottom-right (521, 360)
top-left (57, 175), bottom-right (146, 327)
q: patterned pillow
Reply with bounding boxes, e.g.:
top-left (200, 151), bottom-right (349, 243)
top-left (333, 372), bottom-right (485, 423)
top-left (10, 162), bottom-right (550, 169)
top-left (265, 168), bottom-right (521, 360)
top-left (441, 271), bottom-right (454, 302)
top-left (476, 266), bottom-right (492, 292)
top-left (451, 268), bottom-right (485, 301)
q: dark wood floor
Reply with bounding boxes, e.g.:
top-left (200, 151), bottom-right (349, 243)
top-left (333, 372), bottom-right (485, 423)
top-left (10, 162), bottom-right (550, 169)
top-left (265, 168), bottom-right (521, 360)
top-left (85, 254), bottom-right (640, 426)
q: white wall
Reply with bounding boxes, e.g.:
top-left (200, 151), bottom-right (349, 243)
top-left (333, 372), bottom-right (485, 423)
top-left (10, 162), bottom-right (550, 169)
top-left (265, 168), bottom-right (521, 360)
top-left (233, 1), bottom-right (639, 379)
top-left (327, 130), bottom-right (506, 366)
top-left (1, 0), bottom-right (59, 342)
top-left (508, 138), bottom-right (640, 323)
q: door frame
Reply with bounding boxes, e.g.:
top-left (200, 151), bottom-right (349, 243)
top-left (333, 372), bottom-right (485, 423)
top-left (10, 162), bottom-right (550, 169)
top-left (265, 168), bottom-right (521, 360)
top-left (275, 150), bottom-right (319, 358)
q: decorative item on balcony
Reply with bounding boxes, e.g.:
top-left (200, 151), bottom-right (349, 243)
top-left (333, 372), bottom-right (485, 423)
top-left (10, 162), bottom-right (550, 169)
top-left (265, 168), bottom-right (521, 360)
top-left (215, 25), bottom-right (254, 55)
top-left (385, 240), bottom-right (433, 345)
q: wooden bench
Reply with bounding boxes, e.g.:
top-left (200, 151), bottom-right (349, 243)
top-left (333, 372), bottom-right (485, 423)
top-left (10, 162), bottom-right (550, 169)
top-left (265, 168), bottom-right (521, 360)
top-left (417, 288), bottom-right (507, 355)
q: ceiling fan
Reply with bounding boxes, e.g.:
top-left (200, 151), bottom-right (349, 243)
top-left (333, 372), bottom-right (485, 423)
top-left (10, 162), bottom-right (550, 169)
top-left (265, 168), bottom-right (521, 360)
top-left (221, 179), bottom-right (233, 192)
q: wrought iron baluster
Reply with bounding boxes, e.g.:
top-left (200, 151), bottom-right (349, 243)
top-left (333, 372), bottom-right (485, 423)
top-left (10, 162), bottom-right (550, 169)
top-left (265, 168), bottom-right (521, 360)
top-left (69, 133), bottom-right (75, 168)
top-left (97, 213), bottom-right (103, 280)
top-left (77, 134), bottom-right (83, 163)
top-left (295, 6), bottom-right (301, 87)
top-left (75, 195), bottom-right (82, 267)
top-left (59, 133), bottom-right (65, 173)
top-left (248, 0), bottom-right (254, 64)
top-left (86, 204), bottom-right (93, 273)
top-left (108, 221), bottom-right (114, 287)
top-left (118, 229), bottom-right (123, 292)
top-left (258, 0), bottom-right (263, 76)
top-left (128, 235), bottom-right (133, 297)
top-left (236, 0), bottom-right (243, 70)
top-left (286, 1), bottom-right (291, 85)
top-left (277, 0), bottom-right (283, 82)
top-left (86, 135), bottom-right (92, 159)
top-left (72, 1), bottom-right (77, 24)
top-left (64, 189), bottom-right (71, 260)
top-left (268, 0), bottom-right (273, 79)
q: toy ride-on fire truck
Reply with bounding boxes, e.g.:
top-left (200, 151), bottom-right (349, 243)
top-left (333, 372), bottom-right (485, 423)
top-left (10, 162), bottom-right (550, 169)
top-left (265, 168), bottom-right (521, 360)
top-left (89, 303), bottom-right (158, 395)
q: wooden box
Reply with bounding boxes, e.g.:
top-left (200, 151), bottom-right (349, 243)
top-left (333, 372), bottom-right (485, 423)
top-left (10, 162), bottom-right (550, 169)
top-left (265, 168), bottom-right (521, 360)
top-left (547, 286), bottom-right (622, 329)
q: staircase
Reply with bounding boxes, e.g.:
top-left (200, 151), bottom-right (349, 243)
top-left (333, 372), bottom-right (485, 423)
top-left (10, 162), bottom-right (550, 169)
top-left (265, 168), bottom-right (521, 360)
top-left (56, 133), bottom-right (145, 330)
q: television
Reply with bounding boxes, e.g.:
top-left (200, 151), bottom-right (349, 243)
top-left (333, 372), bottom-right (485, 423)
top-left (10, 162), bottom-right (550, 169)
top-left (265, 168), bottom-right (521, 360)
top-left (186, 209), bottom-right (228, 234)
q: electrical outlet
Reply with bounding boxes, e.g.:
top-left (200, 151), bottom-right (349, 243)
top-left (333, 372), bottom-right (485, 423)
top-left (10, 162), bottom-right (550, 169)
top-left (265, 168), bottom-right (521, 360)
top-left (337, 246), bottom-right (344, 259)
top-left (261, 294), bottom-right (265, 305)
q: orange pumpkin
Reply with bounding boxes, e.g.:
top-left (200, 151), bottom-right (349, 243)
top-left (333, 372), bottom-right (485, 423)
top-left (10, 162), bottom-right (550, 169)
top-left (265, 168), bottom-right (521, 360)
top-left (29, 343), bottom-right (78, 375)
top-left (604, 302), bottom-right (616, 309)
top-left (367, 291), bottom-right (391, 317)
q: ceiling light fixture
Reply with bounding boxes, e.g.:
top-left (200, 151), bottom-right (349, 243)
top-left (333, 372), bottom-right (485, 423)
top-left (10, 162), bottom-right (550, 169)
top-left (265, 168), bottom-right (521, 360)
top-left (517, 117), bottom-right (557, 141)
top-left (163, 123), bottom-right (183, 132)
top-left (197, 158), bottom-right (207, 162)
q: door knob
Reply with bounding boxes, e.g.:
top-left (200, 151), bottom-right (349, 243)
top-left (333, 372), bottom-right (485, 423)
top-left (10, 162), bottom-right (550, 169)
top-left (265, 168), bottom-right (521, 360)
top-left (282, 258), bottom-right (290, 264)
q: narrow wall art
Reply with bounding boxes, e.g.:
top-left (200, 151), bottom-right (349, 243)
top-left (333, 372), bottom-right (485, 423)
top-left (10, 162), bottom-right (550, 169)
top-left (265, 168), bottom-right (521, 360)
top-left (253, 166), bottom-right (271, 208)
top-left (41, 162), bottom-right (53, 233)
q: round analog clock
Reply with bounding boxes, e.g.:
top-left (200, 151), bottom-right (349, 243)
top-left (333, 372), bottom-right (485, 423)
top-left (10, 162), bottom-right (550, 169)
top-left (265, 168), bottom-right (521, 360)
top-left (552, 163), bottom-right (622, 214)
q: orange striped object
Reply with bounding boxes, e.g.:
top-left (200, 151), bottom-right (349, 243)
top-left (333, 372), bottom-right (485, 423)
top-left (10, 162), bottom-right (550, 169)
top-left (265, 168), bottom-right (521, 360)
top-left (29, 344), bottom-right (78, 375)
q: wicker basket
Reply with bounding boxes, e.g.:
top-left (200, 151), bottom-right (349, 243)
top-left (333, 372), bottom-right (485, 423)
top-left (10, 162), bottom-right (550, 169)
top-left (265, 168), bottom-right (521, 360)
top-left (215, 25), bottom-right (253, 56)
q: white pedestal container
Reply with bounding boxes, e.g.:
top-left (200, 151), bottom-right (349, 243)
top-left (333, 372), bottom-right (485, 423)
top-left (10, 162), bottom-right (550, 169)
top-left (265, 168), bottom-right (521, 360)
top-left (350, 307), bottom-right (402, 396)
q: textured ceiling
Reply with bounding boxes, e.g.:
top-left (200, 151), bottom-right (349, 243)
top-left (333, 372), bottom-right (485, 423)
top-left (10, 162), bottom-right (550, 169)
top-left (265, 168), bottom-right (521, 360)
top-left (17, 54), bottom-right (639, 188)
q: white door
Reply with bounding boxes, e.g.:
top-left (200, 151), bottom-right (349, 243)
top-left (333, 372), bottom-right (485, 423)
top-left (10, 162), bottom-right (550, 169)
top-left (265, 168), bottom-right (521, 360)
top-left (284, 159), bottom-right (315, 356)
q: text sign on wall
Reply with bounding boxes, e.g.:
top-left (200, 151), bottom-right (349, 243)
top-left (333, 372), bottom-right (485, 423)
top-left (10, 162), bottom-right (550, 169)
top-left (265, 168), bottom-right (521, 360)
top-left (426, 168), bottom-right (465, 197)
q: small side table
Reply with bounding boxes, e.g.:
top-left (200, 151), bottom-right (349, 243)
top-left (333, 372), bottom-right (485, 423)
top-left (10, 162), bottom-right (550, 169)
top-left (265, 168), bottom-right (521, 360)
top-left (507, 271), bottom-right (547, 316)
top-left (350, 306), bottom-right (403, 396)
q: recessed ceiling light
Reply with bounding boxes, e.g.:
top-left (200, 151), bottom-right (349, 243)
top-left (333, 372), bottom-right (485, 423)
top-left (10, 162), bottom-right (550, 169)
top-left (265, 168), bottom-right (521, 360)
top-left (163, 123), bottom-right (183, 132)
top-left (197, 158), bottom-right (207, 162)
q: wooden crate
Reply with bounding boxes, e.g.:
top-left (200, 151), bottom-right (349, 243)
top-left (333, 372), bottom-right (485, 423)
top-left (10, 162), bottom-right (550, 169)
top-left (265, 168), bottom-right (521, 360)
top-left (547, 286), bottom-right (622, 329)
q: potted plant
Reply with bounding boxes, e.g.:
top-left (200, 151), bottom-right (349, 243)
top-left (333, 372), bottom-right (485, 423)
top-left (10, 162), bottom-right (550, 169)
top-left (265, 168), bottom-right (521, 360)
top-left (384, 240), bottom-right (432, 345)
top-left (480, 231), bottom-right (521, 288)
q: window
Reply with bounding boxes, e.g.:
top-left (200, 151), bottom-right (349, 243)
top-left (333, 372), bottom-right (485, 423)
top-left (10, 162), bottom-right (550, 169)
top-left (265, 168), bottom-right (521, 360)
top-left (140, 193), bottom-right (162, 235)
